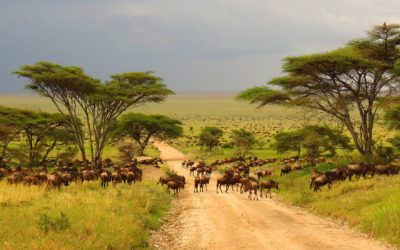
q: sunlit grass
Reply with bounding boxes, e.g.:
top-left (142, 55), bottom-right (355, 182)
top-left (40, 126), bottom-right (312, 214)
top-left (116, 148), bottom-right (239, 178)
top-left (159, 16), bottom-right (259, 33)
top-left (1, 92), bottom-right (399, 248)
top-left (276, 162), bottom-right (400, 248)
top-left (0, 180), bottom-right (172, 249)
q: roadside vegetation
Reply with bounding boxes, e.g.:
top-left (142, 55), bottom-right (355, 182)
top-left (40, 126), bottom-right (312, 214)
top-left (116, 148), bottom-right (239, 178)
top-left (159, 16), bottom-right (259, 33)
top-left (0, 63), bottom-right (176, 249)
top-left (275, 162), bottom-right (400, 248)
top-left (0, 180), bottom-right (172, 249)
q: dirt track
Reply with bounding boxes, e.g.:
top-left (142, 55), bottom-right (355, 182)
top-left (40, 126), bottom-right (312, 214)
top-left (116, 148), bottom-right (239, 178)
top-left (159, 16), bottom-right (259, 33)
top-left (151, 141), bottom-right (394, 250)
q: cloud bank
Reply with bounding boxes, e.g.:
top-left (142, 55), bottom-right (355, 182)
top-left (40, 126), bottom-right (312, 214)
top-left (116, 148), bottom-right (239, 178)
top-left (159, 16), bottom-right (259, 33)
top-left (0, 0), bottom-right (399, 91)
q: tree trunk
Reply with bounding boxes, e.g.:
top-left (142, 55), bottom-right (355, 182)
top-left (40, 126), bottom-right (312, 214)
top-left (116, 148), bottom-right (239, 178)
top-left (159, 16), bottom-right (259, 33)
top-left (83, 109), bottom-right (95, 167)
top-left (39, 140), bottom-right (58, 166)
top-left (138, 144), bottom-right (146, 156)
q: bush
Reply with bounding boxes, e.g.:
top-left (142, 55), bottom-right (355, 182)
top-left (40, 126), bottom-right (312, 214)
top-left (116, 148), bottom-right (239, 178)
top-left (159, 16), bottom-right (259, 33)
top-left (39, 212), bottom-right (70, 233)
top-left (118, 141), bottom-right (141, 163)
top-left (56, 146), bottom-right (78, 163)
top-left (163, 167), bottom-right (177, 177)
top-left (374, 144), bottom-right (395, 164)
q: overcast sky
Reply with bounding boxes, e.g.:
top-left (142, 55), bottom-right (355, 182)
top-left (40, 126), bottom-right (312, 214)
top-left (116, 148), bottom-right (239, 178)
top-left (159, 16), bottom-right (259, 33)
top-left (0, 0), bottom-right (399, 92)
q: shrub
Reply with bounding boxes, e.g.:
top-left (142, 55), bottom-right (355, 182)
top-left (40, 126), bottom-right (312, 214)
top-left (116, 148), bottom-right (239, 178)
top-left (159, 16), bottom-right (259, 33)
top-left (117, 141), bottom-right (141, 163)
top-left (163, 167), bottom-right (177, 177)
top-left (374, 144), bottom-right (395, 164)
top-left (39, 212), bottom-right (70, 233)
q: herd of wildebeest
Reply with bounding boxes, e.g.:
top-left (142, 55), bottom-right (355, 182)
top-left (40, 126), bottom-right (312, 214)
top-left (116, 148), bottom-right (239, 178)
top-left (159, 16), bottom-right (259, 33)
top-left (0, 157), bottom-right (163, 189)
top-left (159, 155), bottom-right (400, 200)
top-left (1, 153), bottom-right (399, 200)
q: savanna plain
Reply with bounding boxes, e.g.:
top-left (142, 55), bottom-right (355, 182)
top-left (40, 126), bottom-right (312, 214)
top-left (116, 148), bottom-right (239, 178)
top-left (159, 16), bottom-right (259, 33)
top-left (0, 92), bottom-right (399, 249)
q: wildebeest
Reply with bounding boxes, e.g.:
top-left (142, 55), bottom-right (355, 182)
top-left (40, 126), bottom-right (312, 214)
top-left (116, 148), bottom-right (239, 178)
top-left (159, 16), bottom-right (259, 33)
top-left (293, 165), bottom-right (303, 171)
top-left (182, 160), bottom-right (195, 168)
top-left (7, 174), bottom-right (23, 185)
top-left (22, 175), bottom-right (40, 186)
top-left (100, 171), bottom-right (111, 188)
top-left (309, 168), bottom-right (322, 189)
top-left (239, 176), bottom-right (258, 193)
top-left (346, 163), bottom-right (373, 180)
top-left (312, 172), bottom-right (335, 192)
top-left (329, 167), bottom-right (347, 181)
top-left (256, 170), bottom-right (272, 180)
top-left (46, 174), bottom-right (65, 190)
top-left (242, 180), bottom-right (259, 200)
top-left (194, 176), bottom-right (210, 193)
top-left (280, 166), bottom-right (292, 176)
top-left (371, 164), bottom-right (399, 177)
top-left (259, 180), bottom-right (279, 198)
top-left (189, 166), bottom-right (197, 176)
top-left (216, 174), bottom-right (230, 193)
top-left (111, 171), bottom-right (123, 186)
top-left (167, 179), bottom-right (185, 196)
top-left (126, 171), bottom-right (137, 184)
top-left (216, 171), bottom-right (238, 193)
top-left (159, 175), bottom-right (186, 187)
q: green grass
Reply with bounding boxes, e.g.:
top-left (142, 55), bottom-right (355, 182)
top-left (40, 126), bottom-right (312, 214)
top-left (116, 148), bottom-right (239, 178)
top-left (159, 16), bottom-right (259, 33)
top-left (0, 180), bottom-right (172, 249)
top-left (143, 145), bottom-right (161, 158)
top-left (172, 143), bottom-right (293, 163)
top-left (275, 162), bottom-right (400, 248)
top-left (1, 92), bottom-right (399, 248)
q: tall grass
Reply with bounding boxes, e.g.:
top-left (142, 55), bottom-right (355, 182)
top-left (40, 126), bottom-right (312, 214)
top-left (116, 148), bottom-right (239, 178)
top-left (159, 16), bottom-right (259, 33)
top-left (0, 180), bottom-right (172, 249)
top-left (276, 162), bottom-right (400, 248)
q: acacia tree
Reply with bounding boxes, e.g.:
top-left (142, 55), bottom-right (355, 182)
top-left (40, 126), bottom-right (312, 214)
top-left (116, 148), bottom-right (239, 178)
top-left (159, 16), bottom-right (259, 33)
top-left (199, 127), bottom-right (223, 150)
top-left (231, 129), bottom-right (256, 157)
top-left (22, 112), bottom-right (75, 166)
top-left (0, 124), bottom-right (15, 158)
top-left (0, 106), bottom-right (32, 158)
top-left (113, 113), bottom-right (183, 155)
top-left (14, 63), bottom-right (97, 164)
top-left (15, 62), bottom-right (173, 167)
top-left (0, 106), bottom-right (75, 166)
top-left (384, 105), bottom-right (400, 152)
top-left (274, 130), bottom-right (303, 157)
top-left (238, 23), bottom-right (400, 156)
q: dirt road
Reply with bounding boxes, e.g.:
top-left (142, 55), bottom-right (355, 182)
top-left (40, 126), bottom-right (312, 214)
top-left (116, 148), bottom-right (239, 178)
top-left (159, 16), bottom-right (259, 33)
top-left (151, 141), bottom-right (393, 250)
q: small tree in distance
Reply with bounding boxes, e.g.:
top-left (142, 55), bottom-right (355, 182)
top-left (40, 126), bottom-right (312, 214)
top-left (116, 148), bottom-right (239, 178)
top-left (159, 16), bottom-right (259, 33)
top-left (231, 129), bottom-right (256, 157)
top-left (274, 130), bottom-right (303, 157)
top-left (199, 127), bottom-right (223, 150)
top-left (117, 141), bottom-right (141, 163)
top-left (274, 126), bottom-right (352, 158)
top-left (113, 113), bottom-right (183, 155)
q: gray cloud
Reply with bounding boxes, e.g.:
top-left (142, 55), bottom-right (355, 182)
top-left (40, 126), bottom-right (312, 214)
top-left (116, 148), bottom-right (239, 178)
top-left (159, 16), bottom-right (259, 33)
top-left (0, 0), bottom-right (399, 92)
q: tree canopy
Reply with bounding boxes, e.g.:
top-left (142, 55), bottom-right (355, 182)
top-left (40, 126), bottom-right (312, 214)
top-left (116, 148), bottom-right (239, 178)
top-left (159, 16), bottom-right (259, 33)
top-left (231, 129), bottom-right (256, 157)
top-left (384, 105), bottom-right (400, 153)
top-left (14, 61), bottom-right (173, 167)
top-left (113, 113), bottom-right (183, 155)
top-left (274, 126), bottom-right (352, 157)
top-left (238, 23), bottom-right (400, 156)
top-left (199, 127), bottom-right (223, 150)
top-left (0, 106), bottom-right (75, 166)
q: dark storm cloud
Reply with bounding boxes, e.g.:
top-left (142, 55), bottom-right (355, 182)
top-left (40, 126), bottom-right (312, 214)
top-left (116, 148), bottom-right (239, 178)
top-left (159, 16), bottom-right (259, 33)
top-left (0, 0), bottom-right (399, 92)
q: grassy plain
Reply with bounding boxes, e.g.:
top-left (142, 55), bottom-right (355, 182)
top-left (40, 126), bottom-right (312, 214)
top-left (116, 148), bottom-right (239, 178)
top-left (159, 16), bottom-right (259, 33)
top-left (1, 92), bottom-right (399, 248)
top-left (0, 180), bottom-right (171, 249)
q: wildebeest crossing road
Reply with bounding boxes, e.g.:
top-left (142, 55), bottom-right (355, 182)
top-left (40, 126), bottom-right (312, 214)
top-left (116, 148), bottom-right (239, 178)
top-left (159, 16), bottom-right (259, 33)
top-left (151, 141), bottom-right (393, 250)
